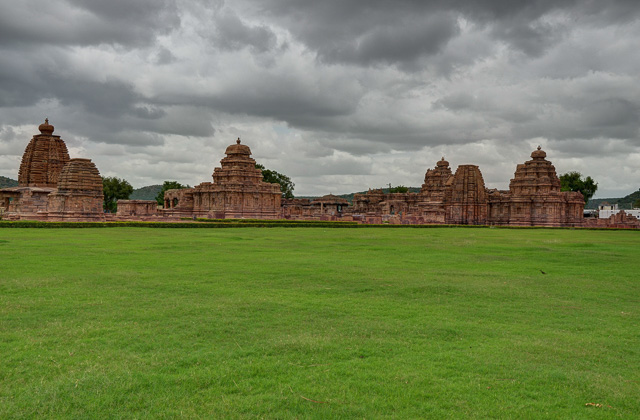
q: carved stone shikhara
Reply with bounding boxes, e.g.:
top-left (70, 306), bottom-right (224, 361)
top-left (18, 119), bottom-right (70, 188)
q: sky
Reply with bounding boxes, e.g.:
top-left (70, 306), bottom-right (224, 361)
top-left (1, 0), bottom-right (639, 198)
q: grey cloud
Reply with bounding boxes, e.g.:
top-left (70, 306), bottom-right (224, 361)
top-left (210, 10), bottom-right (278, 53)
top-left (490, 19), bottom-right (566, 57)
top-left (40, 74), bottom-right (142, 118)
top-left (317, 13), bottom-right (460, 68)
top-left (1, 0), bottom-right (640, 198)
top-left (156, 71), bottom-right (364, 125)
top-left (250, 0), bottom-right (640, 68)
top-left (155, 47), bottom-right (177, 65)
top-left (549, 138), bottom-right (639, 158)
top-left (582, 98), bottom-right (639, 134)
top-left (132, 106), bottom-right (167, 120)
top-left (0, 0), bottom-right (180, 48)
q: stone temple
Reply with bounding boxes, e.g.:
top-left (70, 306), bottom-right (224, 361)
top-left (162, 138), bottom-right (282, 219)
top-left (0, 119), bottom-right (105, 221)
top-left (3, 119), bottom-right (636, 228)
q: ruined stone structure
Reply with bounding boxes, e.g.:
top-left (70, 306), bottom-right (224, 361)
top-left (116, 200), bottom-right (158, 217)
top-left (282, 194), bottom-right (350, 220)
top-left (348, 147), bottom-right (584, 227)
top-left (585, 210), bottom-right (640, 229)
top-left (162, 138), bottom-right (281, 219)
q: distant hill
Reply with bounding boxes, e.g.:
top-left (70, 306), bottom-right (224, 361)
top-left (587, 189), bottom-right (640, 210)
top-left (0, 176), bottom-right (18, 189)
top-left (130, 184), bottom-right (162, 201)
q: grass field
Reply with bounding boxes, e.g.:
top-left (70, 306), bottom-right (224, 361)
top-left (1, 227), bottom-right (639, 418)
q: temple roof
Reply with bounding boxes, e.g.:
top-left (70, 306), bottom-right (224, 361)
top-left (18, 119), bottom-right (70, 188)
top-left (56, 158), bottom-right (103, 194)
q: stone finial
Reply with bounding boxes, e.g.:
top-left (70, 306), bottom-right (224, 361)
top-left (38, 118), bottom-right (54, 135)
top-left (437, 156), bottom-right (449, 167)
top-left (237, 137), bottom-right (241, 144)
top-left (531, 145), bottom-right (546, 159)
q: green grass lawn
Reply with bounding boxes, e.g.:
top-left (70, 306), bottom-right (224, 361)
top-left (1, 227), bottom-right (638, 418)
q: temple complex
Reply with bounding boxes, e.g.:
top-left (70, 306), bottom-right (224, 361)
top-left (1, 119), bottom-right (633, 228)
top-left (346, 147), bottom-right (584, 227)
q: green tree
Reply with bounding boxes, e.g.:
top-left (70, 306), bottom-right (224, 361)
top-left (389, 185), bottom-right (409, 193)
top-left (633, 199), bottom-right (640, 209)
top-left (102, 176), bottom-right (134, 213)
top-left (559, 171), bottom-right (598, 202)
top-left (256, 164), bottom-right (295, 199)
top-left (156, 181), bottom-right (189, 206)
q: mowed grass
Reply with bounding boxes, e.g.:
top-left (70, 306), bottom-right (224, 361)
top-left (0, 227), bottom-right (638, 419)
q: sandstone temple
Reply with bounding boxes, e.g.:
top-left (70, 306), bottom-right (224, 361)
top-left (2, 119), bottom-right (636, 228)
top-left (162, 138), bottom-right (282, 219)
top-left (0, 120), bottom-right (104, 221)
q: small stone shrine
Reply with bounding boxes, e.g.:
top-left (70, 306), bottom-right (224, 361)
top-left (47, 158), bottom-right (104, 221)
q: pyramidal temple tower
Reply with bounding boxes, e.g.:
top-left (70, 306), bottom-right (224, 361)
top-left (18, 119), bottom-right (70, 188)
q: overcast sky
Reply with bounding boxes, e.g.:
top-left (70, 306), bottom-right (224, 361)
top-left (1, 0), bottom-right (639, 197)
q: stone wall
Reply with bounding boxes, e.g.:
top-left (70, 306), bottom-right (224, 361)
top-left (117, 200), bottom-right (158, 217)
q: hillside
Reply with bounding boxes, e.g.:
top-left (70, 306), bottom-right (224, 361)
top-left (0, 176), bottom-right (18, 188)
top-left (586, 189), bottom-right (640, 209)
top-left (130, 184), bottom-right (162, 201)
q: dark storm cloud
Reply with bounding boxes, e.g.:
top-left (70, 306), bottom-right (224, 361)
top-left (0, 53), bottom-right (143, 118)
top-left (317, 13), bottom-right (459, 68)
top-left (1, 0), bottom-right (640, 196)
top-left (0, 0), bottom-right (180, 48)
top-left (155, 70), bottom-right (363, 124)
top-left (253, 0), bottom-right (640, 67)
